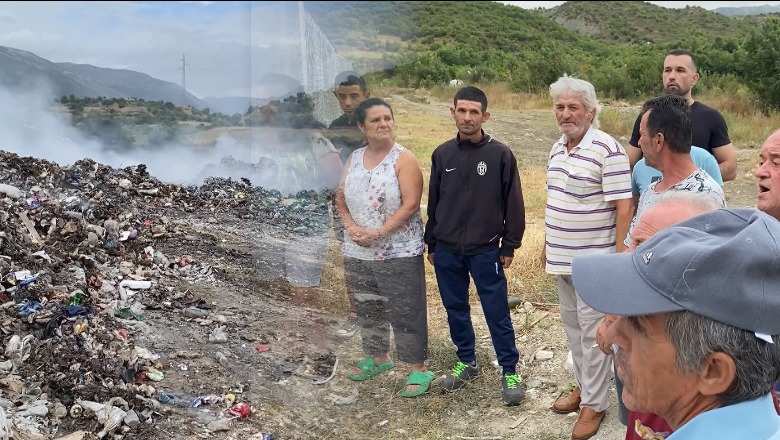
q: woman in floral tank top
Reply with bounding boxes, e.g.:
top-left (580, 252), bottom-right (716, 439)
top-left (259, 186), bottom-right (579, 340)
top-left (335, 98), bottom-right (433, 397)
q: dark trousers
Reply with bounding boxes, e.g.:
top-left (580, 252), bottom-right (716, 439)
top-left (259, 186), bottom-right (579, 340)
top-left (344, 255), bottom-right (428, 363)
top-left (434, 247), bottom-right (519, 374)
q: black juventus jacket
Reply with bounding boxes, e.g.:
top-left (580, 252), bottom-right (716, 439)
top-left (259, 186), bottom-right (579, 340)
top-left (424, 131), bottom-right (526, 257)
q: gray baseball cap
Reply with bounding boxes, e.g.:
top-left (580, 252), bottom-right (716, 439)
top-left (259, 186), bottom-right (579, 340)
top-left (571, 208), bottom-right (780, 335)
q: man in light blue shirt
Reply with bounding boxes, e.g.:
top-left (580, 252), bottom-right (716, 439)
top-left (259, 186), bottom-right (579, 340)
top-left (632, 145), bottom-right (723, 197)
top-left (572, 208), bottom-right (780, 440)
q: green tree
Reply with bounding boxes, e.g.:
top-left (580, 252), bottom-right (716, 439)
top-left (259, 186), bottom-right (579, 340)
top-left (742, 17), bottom-right (780, 111)
top-left (394, 52), bottom-right (450, 88)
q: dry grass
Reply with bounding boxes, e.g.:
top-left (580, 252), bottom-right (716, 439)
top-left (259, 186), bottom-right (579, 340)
top-left (720, 111), bottom-right (780, 149)
top-left (506, 166), bottom-right (556, 303)
top-left (598, 107), bottom-right (638, 141)
top-left (426, 83), bottom-right (553, 111)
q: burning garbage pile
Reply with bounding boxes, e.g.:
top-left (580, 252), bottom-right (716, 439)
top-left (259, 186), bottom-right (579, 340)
top-left (0, 150), bottom-right (329, 438)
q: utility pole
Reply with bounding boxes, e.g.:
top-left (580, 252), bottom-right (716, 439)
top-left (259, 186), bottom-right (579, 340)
top-left (298, 1), bottom-right (308, 92)
top-left (179, 53), bottom-right (189, 105)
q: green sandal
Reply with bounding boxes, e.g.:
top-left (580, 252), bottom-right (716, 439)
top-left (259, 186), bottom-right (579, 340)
top-left (401, 370), bottom-right (435, 398)
top-left (349, 356), bottom-right (395, 381)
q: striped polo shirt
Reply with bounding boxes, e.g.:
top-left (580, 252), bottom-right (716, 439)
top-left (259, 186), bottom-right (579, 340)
top-left (544, 127), bottom-right (632, 275)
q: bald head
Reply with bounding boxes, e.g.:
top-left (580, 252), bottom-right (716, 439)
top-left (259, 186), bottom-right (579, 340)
top-left (756, 129), bottom-right (780, 221)
top-left (765, 129), bottom-right (780, 149)
top-left (628, 192), bottom-right (722, 249)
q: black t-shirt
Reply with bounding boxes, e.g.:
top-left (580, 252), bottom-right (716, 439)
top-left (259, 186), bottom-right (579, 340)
top-left (628, 101), bottom-right (731, 154)
top-left (329, 113), bottom-right (357, 129)
top-left (328, 114), bottom-right (364, 164)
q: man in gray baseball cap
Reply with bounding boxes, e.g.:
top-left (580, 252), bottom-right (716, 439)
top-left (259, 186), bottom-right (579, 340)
top-left (571, 207), bottom-right (780, 439)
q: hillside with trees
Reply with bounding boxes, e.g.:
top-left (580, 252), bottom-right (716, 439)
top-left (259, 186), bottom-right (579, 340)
top-left (58, 92), bottom-right (326, 149)
top-left (543, 1), bottom-right (756, 46)
top-left (304, 1), bottom-right (780, 111)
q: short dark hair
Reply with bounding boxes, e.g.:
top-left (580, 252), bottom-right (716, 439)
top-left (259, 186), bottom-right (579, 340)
top-left (667, 49), bottom-right (698, 72)
top-left (640, 94), bottom-right (692, 154)
top-left (354, 97), bottom-right (393, 126)
top-left (334, 71), bottom-right (367, 92)
top-left (453, 86), bottom-right (488, 112)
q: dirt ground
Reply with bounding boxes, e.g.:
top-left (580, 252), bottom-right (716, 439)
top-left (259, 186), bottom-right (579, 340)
top-left (123, 94), bottom-right (762, 440)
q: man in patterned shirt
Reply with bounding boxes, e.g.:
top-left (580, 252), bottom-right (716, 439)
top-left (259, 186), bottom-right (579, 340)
top-left (623, 94), bottom-right (725, 248)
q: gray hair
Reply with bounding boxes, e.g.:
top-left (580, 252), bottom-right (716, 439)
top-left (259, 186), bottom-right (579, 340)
top-left (651, 191), bottom-right (724, 214)
top-left (666, 311), bottom-right (780, 406)
top-left (549, 75), bottom-right (601, 129)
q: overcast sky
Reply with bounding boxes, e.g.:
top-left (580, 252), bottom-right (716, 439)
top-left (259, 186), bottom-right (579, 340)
top-left (0, 1), bottom-right (310, 99)
top-left (1, 1), bottom-right (778, 99)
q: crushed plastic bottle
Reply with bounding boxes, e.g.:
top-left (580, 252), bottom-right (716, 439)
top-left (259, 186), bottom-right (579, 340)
top-left (69, 290), bottom-right (86, 306)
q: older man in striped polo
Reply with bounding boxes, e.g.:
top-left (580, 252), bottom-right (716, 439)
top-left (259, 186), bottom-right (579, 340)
top-left (542, 75), bottom-right (633, 440)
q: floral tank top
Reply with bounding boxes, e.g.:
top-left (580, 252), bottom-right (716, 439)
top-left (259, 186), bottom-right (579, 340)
top-left (343, 143), bottom-right (424, 261)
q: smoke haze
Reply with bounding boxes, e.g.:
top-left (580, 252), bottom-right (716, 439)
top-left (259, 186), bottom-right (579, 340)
top-left (0, 82), bottom-right (338, 195)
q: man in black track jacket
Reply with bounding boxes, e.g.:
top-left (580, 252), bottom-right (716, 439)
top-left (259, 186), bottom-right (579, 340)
top-left (425, 86), bottom-right (526, 406)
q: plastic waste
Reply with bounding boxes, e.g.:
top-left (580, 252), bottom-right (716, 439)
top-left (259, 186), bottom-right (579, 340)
top-left (16, 302), bottom-right (44, 316)
top-left (75, 397), bottom-right (128, 439)
top-left (119, 280), bottom-right (152, 290)
top-left (114, 307), bottom-right (144, 321)
top-left (123, 410), bottom-right (140, 428)
top-left (157, 392), bottom-right (188, 407)
top-left (13, 270), bottom-right (38, 286)
top-left (0, 405), bottom-right (9, 439)
top-left (73, 320), bottom-right (88, 335)
top-left (63, 306), bottom-right (92, 317)
top-left (18, 275), bottom-right (38, 286)
top-left (144, 367), bottom-right (164, 382)
top-left (190, 395), bottom-right (223, 408)
top-left (118, 279), bottom-right (152, 300)
top-left (27, 196), bottom-right (42, 209)
top-left (0, 184), bottom-right (22, 199)
top-left (69, 290), bottom-right (86, 306)
top-left (183, 307), bottom-right (209, 319)
top-left (227, 402), bottom-right (252, 418)
top-left (209, 326), bottom-right (228, 343)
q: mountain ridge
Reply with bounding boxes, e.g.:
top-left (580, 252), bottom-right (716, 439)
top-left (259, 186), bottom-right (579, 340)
top-left (0, 45), bottom-right (208, 109)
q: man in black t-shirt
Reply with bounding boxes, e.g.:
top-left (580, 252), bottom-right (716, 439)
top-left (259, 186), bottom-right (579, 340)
top-left (327, 71), bottom-right (370, 338)
top-left (627, 49), bottom-right (736, 182)
top-left (328, 71), bottom-right (370, 163)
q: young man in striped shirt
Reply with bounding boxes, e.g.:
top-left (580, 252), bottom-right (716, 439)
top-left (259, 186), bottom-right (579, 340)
top-left (542, 76), bottom-right (633, 440)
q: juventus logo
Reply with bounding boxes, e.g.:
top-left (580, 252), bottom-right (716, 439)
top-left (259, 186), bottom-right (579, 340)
top-left (477, 161), bottom-right (487, 176)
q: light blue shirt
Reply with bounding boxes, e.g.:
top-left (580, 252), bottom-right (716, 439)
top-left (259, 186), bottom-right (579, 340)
top-left (632, 146), bottom-right (724, 197)
top-left (668, 394), bottom-right (780, 439)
